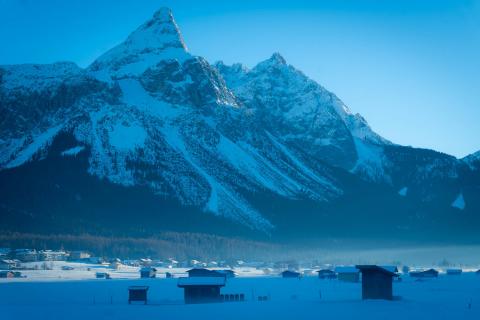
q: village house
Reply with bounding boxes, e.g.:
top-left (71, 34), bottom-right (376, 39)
top-left (409, 268), bottom-right (439, 278)
top-left (0, 259), bottom-right (20, 270)
top-left (40, 250), bottom-right (68, 261)
top-left (317, 269), bottom-right (337, 279)
top-left (140, 267), bottom-right (157, 278)
top-left (0, 271), bottom-right (22, 278)
top-left (13, 249), bottom-right (38, 262)
top-left (69, 251), bottom-right (91, 260)
top-left (95, 272), bottom-right (111, 279)
top-left (335, 266), bottom-right (360, 282)
top-left (281, 270), bottom-right (301, 278)
top-left (356, 265), bottom-right (399, 300)
top-left (177, 276), bottom-right (226, 304)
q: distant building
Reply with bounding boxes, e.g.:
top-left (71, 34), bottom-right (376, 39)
top-left (88, 257), bottom-right (104, 264)
top-left (110, 260), bottom-right (122, 270)
top-left (281, 270), bottom-right (301, 278)
top-left (0, 271), bottom-right (22, 278)
top-left (140, 267), bottom-right (157, 278)
top-left (187, 268), bottom-right (225, 278)
top-left (335, 266), bottom-right (360, 282)
top-left (409, 269), bottom-right (439, 278)
top-left (95, 272), bottom-right (111, 279)
top-left (0, 259), bottom-right (20, 270)
top-left (177, 277), bottom-right (226, 304)
top-left (140, 258), bottom-right (153, 266)
top-left (317, 269), bottom-right (337, 279)
top-left (69, 251), bottom-right (91, 260)
top-left (446, 268), bottom-right (462, 275)
top-left (13, 249), bottom-right (38, 262)
top-left (40, 250), bottom-right (68, 261)
top-left (356, 265), bottom-right (399, 300)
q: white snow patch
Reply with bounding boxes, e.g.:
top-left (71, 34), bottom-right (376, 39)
top-left (351, 138), bottom-right (390, 183)
top-left (451, 193), bottom-right (466, 210)
top-left (398, 187), bottom-right (408, 197)
top-left (118, 79), bottom-right (184, 119)
top-left (61, 146), bottom-right (85, 157)
top-left (6, 124), bottom-right (64, 168)
top-left (109, 123), bottom-right (147, 151)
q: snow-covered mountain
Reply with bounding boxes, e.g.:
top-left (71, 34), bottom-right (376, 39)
top-left (0, 8), bottom-right (478, 241)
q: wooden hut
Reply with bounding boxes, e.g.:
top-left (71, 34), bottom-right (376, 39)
top-left (281, 270), bottom-right (301, 278)
top-left (140, 267), bottom-right (157, 278)
top-left (356, 265), bottom-right (399, 300)
top-left (409, 269), bottom-right (439, 278)
top-left (317, 269), bottom-right (337, 279)
top-left (177, 277), bottom-right (226, 304)
top-left (128, 286), bottom-right (149, 304)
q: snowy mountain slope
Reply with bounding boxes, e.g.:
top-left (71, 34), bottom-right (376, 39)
top-left (463, 150), bottom-right (480, 170)
top-left (0, 7), bottom-right (478, 240)
top-left (215, 54), bottom-right (391, 178)
top-left (0, 8), bottom-right (343, 232)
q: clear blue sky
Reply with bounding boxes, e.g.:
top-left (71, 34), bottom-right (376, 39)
top-left (1, 0), bottom-right (479, 157)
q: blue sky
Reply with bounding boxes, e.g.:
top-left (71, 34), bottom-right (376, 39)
top-left (1, 0), bottom-right (479, 157)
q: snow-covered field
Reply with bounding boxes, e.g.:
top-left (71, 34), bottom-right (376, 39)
top-left (1, 262), bottom-right (479, 320)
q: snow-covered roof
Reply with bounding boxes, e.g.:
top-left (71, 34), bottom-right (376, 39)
top-left (177, 277), bottom-right (226, 287)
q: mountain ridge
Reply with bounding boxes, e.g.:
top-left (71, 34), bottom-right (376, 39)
top-left (0, 7), bottom-right (479, 243)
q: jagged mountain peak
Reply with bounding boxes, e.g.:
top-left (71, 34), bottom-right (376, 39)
top-left (253, 52), bottom-right (288, 71)
top-left (152, 7), bottom-right (175, 22)
top-left (88, 7), bottom-right (190, 80)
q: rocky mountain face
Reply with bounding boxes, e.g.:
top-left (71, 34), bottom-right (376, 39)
top-left (0, 8), bottom-right (478, 243)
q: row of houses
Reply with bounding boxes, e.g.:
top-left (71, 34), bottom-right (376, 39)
top-left (1, 249), bottom-right (92, 262)
top-left (129, 265), bottom-right (401, 305)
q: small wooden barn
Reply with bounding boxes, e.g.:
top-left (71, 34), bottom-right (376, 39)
top-left (128, 286), bottom-right (149, 304)
top-left (281, 270), bottom-right (301, 278)
top-left (335, 266), bottom-right (360, 282)
top-left (140, 267), bottom-right (157, 278)
top-left (356, 265), bottom-right (398, 300)
top-left (317, 269), bottom-right (337, 279)
top-left (409, 269), bottom-right (439, 278)
top-left (177, 277), bottom-right (226, 304)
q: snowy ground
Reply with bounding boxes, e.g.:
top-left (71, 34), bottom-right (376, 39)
top-left (1, 262), bottom-right (479, 320)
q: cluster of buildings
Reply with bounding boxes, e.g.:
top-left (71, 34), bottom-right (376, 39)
top-left (130, 265), bottom-right (405, 304)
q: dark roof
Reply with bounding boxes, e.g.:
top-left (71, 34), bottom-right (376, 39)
top-left (128, 286), bottom-right (149, 290)
top-left (281, 270), bottom-right (300, 276)
top-left (186, 268), bottom-right (225, 277)
top-left (177, 276), bottom-right (226, 287)
top-left (317, 269), bottom-right (335, 273)
top-left (356, 265), bottom-right (399, 277)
